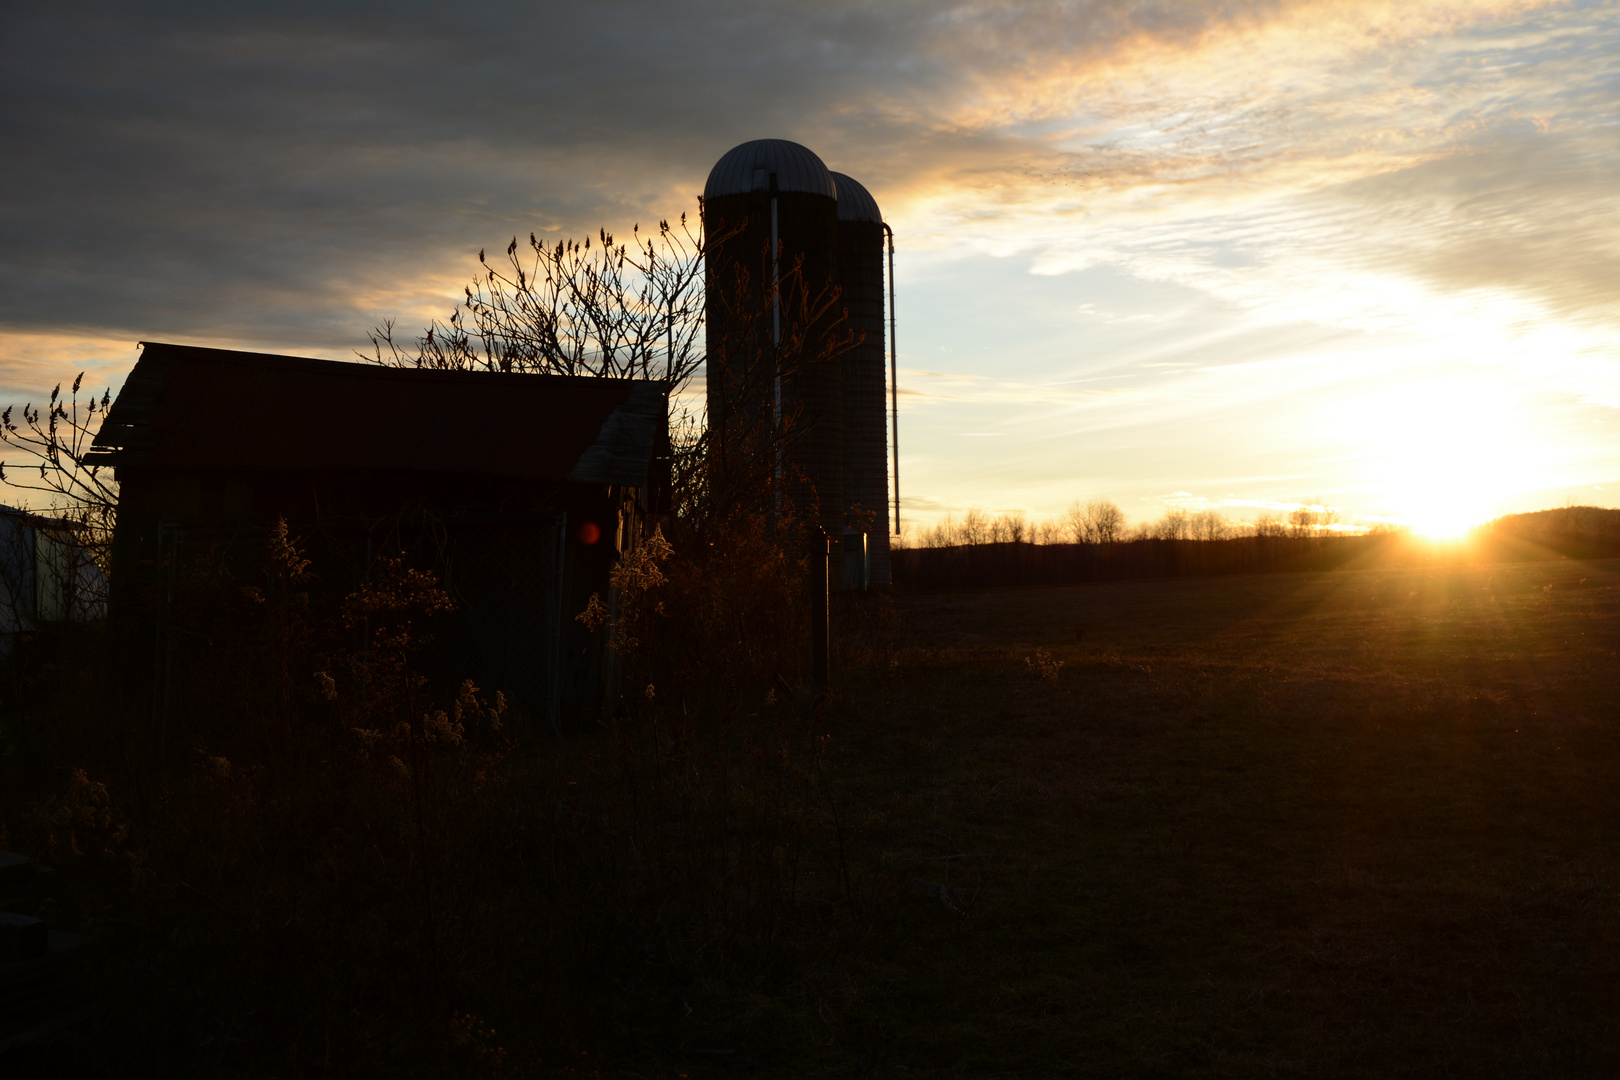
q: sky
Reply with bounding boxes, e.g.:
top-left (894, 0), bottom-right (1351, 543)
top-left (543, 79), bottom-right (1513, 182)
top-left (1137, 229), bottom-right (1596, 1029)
top-left (2, 0), bottom-right (1617, 536)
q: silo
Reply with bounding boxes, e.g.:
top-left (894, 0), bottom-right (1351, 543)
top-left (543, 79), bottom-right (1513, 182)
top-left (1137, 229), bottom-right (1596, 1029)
top-left (703, 140), bottom-right (844, 549)
top-left (829, 171), bottom-right (892, 589)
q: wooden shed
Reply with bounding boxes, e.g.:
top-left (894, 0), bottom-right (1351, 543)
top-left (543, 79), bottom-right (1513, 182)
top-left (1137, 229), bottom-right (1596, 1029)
top-left (0, 505), bottom-right (108, 656)
top-left (87, 342), bottom-right (668, 731)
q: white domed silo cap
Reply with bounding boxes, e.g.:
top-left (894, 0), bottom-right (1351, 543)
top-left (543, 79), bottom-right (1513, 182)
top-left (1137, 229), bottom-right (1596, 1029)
top-left (830, 172), bottom-right (882, 223)
top-left (705, 139), bottom-right (838, 200)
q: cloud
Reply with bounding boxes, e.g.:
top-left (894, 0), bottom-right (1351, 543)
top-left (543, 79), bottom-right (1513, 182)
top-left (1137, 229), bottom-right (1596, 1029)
top-left (882, 2), bottom-right (1620, 387)
top-left (897, 366), bottom-right (1145, 407)
top-left (7, 1), bottom-right (1599, 356)
top-left (3, 0), bottom-right (1615, 530)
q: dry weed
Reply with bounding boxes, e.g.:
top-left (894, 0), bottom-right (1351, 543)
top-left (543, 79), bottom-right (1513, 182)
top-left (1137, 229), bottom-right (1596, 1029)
top-left (1024, 648), bottom-right (1064, 680)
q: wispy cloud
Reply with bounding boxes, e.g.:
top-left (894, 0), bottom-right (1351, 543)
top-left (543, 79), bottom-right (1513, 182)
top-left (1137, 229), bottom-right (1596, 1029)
top-left (898, 366), bottom-right (1146, 407)
top-left (7, 2), bottom-right (1604, 351)
top-left (2, 1), bottom-right (1613, 528)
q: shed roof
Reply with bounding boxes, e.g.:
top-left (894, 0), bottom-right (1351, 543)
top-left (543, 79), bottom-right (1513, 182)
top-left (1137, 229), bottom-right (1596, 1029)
top-left (0, 504), bottom-right (78, 530)
top-left (704, 139), bottom-right (838, 201)
top-left (831, 172), bottom-right (883, 224)
top-left (88, 343), bottom-right (666, 486)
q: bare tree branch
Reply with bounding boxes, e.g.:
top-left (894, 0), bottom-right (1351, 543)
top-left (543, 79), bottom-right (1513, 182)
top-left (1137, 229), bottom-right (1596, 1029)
top-left (0, 372), bottom-right (118, 577)
top-left (370, 202), bottom-right (857, 537)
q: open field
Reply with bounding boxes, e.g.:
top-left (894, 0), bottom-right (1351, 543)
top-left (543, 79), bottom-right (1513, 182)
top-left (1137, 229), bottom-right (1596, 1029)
top-left (6, 556), bottom-right (1620, 1077)
top-left (804, 558), bottom-right (1620, 1077)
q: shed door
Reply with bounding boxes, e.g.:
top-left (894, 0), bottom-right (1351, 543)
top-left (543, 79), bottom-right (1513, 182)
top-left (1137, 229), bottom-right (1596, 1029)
top-left (437, 511), bottom-right (566, 734)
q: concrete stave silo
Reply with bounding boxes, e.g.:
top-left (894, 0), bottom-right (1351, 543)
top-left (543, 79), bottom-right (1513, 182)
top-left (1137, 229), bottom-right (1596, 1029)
top-left (703, 139), bottom-right (893, 589)
top-left (830, 170), bottom-right (892, 589)
top-left (703, 139), bottom-right (844, 551)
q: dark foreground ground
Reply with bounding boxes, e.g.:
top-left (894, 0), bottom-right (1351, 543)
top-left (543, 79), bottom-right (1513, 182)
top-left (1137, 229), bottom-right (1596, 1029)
top-left (807, 558), bottom-right (1620, 1077)
top-left (6, 558), bottom-right (1618, 1077)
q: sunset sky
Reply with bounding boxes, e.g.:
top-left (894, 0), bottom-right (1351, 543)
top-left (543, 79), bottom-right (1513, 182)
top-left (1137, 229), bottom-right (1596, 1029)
top-left (3, 1), bottom-right (1616, 535)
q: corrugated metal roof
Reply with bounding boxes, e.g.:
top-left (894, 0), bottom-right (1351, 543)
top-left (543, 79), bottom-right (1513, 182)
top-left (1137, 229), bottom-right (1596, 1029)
top-left (0, 504), bottom-right (76, 530)
top-left (88, 343), bottom-right (666, 486)
top-left (704, 139), bottom-right (838, 200)
top-left (831, 172), bottom-right (882, 223)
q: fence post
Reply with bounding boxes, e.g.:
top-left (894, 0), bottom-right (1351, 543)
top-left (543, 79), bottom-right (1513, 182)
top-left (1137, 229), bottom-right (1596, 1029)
top-left (811, 528), bottom-right (830, 686)
top-left (549, 511), bottom-right (567, 737)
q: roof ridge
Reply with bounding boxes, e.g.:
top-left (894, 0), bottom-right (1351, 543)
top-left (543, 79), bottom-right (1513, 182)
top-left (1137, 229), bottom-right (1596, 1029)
top-left (134, 342), bottom-right (666, 386)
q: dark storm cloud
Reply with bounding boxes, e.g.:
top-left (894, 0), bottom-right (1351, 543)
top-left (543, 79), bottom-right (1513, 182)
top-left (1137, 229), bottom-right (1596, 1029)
top-left (0, 2), bottom-right (892, 350)
top-left (0, 0), bottom-right (1251, 353)
top-left (2, 0), bottom-right (1609, 364)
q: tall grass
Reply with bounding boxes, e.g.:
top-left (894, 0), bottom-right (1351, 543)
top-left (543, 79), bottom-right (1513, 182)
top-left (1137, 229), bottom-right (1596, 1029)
top-left (0, 508), bottom-right (873, 1075)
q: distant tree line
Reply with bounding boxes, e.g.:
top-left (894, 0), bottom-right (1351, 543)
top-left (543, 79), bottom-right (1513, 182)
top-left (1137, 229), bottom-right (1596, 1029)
top-left (892, 505), bottom-right (1620, 593)
top-left (891, 533), bottom-right (1393, 592)
top-left (901, 497), bottom-right (1353, 549)
top-left (1478, 505), bottom-right (1620, 560)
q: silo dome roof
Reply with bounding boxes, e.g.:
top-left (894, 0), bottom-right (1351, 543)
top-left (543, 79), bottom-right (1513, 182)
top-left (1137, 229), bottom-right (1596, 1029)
top-left (831, 172), bottom-right (882, 223)
top-left (705, 139), bottom-right (838, 200)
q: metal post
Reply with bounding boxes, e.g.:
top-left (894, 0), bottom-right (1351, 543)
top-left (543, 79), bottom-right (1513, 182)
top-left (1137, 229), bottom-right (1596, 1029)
top-left (771, 179), bottom-right (784, 501)
top-left (884, 223), bottom-right (899, 536)
top-left (810, 528), bottom-right (830, 686)
top-left (549, 511), bottom-right (567, 736)
top-left (770, 188), bottom-right (781, 349)
top-left (156, 519), bottom-right (179, 764)
top-left (361, 535), bottom-right (371, 705)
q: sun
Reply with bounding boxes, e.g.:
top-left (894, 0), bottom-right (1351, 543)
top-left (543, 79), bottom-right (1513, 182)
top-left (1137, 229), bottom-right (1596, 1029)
top-left (1327, 369), bottom-right (1531, 540)
top-left (1389, 463), bottom-right (1496, 540)
top-left (1404, 504), bottom-right (1477, 540)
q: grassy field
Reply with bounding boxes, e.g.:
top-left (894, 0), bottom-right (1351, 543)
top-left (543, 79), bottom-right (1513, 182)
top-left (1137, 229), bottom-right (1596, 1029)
top-left (790, 557), bottom-right (1620, 1077)
top-left (7, 556), bottom-right (1618, 1077)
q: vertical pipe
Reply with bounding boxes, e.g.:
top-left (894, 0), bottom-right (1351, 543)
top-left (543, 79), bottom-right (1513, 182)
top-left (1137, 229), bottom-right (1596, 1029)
top-left (151, 541), bottom-right (164, 759)
top-left (549, 511), bottom-right (566, 736)
top-left (361, 535), bottom-right (371, 705)
top-left (884, 223), bottom-right (899, 536)
top-left (810, 528), bottom-right (830, 686)
top-left (771, 190), bottom-right (784, 498)
top-left (771, 196), bottom-right (781, 348)
top-left (156, 518), bottom-right (178, 765)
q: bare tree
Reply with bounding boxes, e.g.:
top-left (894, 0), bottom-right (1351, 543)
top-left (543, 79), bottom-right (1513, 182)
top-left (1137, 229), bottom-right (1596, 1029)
top-left (990, 511), bottom-right (1028, 543)
top-left (958, 508), bottom-right (991, 546)
top-left (1255, 511), bottom-right (1286, 537)
top-left (367, 215), bottom-right (716, 395)
top-left (922, 515), bottom-right (954, 548)
top-left (1062, 498), bottom-right (1125, 544)
top-left (1087, 499), bottom-right (1125, 544)
top-left (1153, 507), bottom-right (1192, 540)
top-left (371, 204), bottom-right (855, 535)
top-left (1190, 510), bottom-right (1229, 541)
top-left (1060, 501), bottom-right (1086, 544)
top-left (0, 373), bottom-right (118, 579)
top-left (1284, 500), bottom-right (1337, 538)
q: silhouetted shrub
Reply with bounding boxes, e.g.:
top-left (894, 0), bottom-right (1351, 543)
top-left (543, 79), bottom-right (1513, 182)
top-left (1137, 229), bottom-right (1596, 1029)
top-left (1, 498), bottom-right (869, 1075)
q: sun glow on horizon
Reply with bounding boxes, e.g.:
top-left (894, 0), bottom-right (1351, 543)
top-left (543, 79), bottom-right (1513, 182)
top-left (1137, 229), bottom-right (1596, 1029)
top-left (1311, 362), bottom-right (1549, 539)
top-left (1402, 504), bottom-right (1483, 540)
